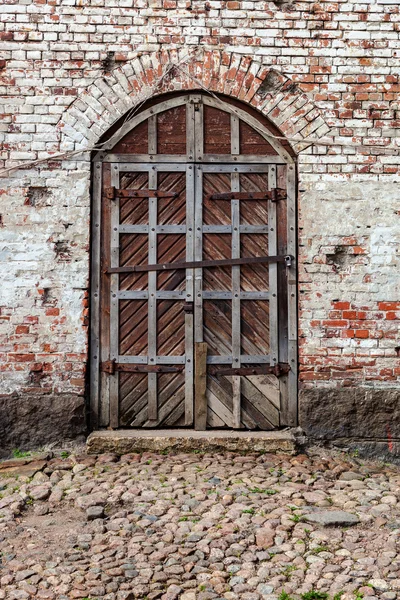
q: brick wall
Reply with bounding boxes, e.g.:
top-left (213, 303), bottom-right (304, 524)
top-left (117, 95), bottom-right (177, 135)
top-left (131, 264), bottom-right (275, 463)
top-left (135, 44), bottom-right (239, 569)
top-left (0, 0), bottom-right (399, 416)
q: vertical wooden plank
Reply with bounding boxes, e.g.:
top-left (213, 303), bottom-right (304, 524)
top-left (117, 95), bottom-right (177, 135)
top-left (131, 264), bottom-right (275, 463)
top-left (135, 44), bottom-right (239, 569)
top-left (99, 164), bottom-right (111, 426)
top-left (231, 114), bottom-right (240, 155)
top-left (184, 164), bottom-right (195, 425)
top-left (285, 163), bottom-right (298, 426)
top-left (187, 102), bottom-right (195, 162)
top-left (268, 166), bottom-right (279, 370)
top-left (194, 341), bottom-right (207, 430)
top-left (90, 159), bottom-right (102, 429)
top-left (148, 168), bottom-right (158, 421)
top-left (194, 97), bottom-right (204, 162)
top-left (194, 165), bottom-right (203, 343)
top-left (109, 163), bottom-right (120, 428)
top-left (148, 115), bottom-right (157, 155)
top-left (231, 171), bottom-right (241, 429)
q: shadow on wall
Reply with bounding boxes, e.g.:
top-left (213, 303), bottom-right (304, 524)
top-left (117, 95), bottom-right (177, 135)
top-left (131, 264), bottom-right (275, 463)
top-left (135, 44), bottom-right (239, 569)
top-left (0, 394), bottom-right (86, 458)
top-left (299, 388), bottom-right (400, 461)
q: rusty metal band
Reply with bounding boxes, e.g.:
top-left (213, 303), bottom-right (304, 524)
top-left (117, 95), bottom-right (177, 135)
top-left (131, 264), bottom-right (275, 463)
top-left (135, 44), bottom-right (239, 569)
top-left (107, 255), bottom-right (292, 274)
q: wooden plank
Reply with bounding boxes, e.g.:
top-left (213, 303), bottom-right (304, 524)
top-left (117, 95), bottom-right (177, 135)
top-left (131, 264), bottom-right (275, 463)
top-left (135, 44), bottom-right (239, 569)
top-left (285, 164), bottom-right (298, 426)
top-left (194, 165), bottom-right (203, 343)
top-left (148, 169), bottom-right (158, 421)
top-left (207, 388), bottom-right (234, 428)
top-left (100, 96), bottom-right (190, 151)
top-left (247, 374), bottom-right (280, 409)
top-left (118, 163), bottom-right (187, 172)
top-left (268, 166), bottom-right (279, 368)
top-left (90, 160), bottom-right (102, 429)
top-left (194, 98), bottom-right (204, 162)
top-left (102, 153), bottom-right (286, 164)
top-left (118, 355), bottom-right (186, 364)
top-left (231, 114), bottom-right (240, 155)
top-left (112, 189), bottom-right (178, 198)
top-left (119, 225), bottom-right (186, 234)
top-left (231, 171), bottom-right (241, 429)
top-left (148, 115), bottom-right (157, 155)
top-left (194, 342), bottom-right (207, 430)
top-left (99, 165), bottom-right (112, 426)
top-left (201, 164), bottom-right (269, 173)
top-left (103, 154), bottom-right (188, 163)
top-left (117, 290), bottom-right (185, 300)
top-left (187, 101), bottom-right (195, 161)
top-left (201, 96), bottom-right (294, 164)
top-left (241, 378), bottom-right (280, 427)
top-left (109, 164), bottom-right (120, 428)
top-left (185, 165), bottom-right (195, 425)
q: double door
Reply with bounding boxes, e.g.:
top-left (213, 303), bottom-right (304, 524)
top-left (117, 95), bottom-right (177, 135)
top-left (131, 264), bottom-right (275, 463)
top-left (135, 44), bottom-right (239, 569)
top-left (96, 161), bottom-right (294, 429)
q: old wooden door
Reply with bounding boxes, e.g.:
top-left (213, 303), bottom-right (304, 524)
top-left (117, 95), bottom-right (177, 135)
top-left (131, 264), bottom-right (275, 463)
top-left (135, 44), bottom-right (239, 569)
top-left (91, 94), bottom-right (297, 430)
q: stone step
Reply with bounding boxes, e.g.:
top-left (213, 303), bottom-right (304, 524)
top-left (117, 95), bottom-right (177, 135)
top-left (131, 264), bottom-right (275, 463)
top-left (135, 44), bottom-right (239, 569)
top-left (86, 429), bottom-right (297, 455)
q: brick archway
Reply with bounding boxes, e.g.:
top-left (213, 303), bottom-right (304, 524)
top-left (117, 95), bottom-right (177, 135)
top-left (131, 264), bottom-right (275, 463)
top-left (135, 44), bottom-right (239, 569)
top-left (57, 49), bottom-right (330, 154)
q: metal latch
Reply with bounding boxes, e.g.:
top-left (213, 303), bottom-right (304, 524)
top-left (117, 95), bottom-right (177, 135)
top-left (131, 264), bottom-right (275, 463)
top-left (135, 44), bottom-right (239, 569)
top-left (183, 302), bottom-right (194, 314)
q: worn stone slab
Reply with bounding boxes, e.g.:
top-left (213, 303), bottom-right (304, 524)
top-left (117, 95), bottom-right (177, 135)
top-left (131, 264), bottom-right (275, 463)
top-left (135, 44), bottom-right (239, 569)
top-left (86, 429), bottom-right (296, 455)
top-left (0, 460), bottom-right (47, 478)
top-left (303, 510), bottom-right (360, 527)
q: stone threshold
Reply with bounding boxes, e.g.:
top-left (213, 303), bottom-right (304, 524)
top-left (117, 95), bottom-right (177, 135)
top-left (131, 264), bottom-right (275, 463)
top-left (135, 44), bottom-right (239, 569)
top-left (86, 429), bottom-right (297, 455)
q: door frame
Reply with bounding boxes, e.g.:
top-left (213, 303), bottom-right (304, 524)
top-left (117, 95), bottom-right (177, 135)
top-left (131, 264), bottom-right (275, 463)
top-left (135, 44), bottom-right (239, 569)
top-left (90, 92), bottom-right (298, 430)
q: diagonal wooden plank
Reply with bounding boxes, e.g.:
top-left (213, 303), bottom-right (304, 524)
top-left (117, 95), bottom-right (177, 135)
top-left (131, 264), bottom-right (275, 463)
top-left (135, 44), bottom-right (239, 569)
top-left (241, 378), bottom-right (280, 427)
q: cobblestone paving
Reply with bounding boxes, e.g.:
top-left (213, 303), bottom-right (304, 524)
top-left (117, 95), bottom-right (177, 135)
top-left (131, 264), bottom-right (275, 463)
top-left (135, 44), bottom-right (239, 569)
top-left (0, 448), bottom-right (400, 600)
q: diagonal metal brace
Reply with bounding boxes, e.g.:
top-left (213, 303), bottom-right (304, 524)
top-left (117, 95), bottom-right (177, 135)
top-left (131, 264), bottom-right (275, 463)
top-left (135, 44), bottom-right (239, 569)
top-left (106, 255), bottom-right (293, 274)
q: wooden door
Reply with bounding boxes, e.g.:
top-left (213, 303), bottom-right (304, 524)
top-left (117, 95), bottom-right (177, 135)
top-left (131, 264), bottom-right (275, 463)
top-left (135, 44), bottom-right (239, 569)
top-left (91, 94), bottom-right (297, 430)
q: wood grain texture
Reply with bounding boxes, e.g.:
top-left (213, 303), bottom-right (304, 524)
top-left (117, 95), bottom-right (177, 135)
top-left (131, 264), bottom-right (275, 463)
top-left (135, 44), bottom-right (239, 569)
top-left (97, 97), bottom-right (295, 430)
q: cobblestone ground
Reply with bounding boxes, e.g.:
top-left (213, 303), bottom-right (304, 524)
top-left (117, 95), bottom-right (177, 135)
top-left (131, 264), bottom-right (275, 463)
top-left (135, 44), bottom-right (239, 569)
top-left (1, 448), bottom-right (400, 600)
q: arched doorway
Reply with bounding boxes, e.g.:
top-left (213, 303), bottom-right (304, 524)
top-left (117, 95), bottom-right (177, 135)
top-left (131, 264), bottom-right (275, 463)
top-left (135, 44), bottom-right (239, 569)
top-left (90, 93), bottom-right (297, 430)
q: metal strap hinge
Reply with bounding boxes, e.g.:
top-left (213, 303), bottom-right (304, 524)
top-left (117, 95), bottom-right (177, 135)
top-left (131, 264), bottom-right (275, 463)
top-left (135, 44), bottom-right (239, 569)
top-left (208, 189), bottom-right (286, 202)
top-left (105, 186), bottom-right (178, 200)
top-left (101, 360), bottom-right (184, 374)
top-left (208, 363), bottom-right (291, 377)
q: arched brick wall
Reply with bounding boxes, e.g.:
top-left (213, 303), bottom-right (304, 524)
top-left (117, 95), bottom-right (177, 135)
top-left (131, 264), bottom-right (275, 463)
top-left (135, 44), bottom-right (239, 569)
top-left (57, 49), bottom-right (330, 154)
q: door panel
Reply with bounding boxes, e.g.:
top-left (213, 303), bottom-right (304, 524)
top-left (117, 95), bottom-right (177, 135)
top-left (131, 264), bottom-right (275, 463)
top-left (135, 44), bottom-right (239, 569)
top-left (94, 94), bottom-right (297, 430)
top-left (195, 165), bottom-right (283, 430)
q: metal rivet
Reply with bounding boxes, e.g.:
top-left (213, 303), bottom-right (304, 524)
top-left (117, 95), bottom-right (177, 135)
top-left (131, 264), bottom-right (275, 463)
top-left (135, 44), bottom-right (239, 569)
top-left (114, 227), bottom-right (117, 231)
top-left (291, 293), bottom-right (295, 297)
top-left (273, 293), bottom-right (276, 297)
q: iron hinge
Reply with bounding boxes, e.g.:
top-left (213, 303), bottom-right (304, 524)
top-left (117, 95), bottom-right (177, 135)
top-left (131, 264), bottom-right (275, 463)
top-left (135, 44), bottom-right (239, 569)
top-left (208, 363), bottom-right (291, 377)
